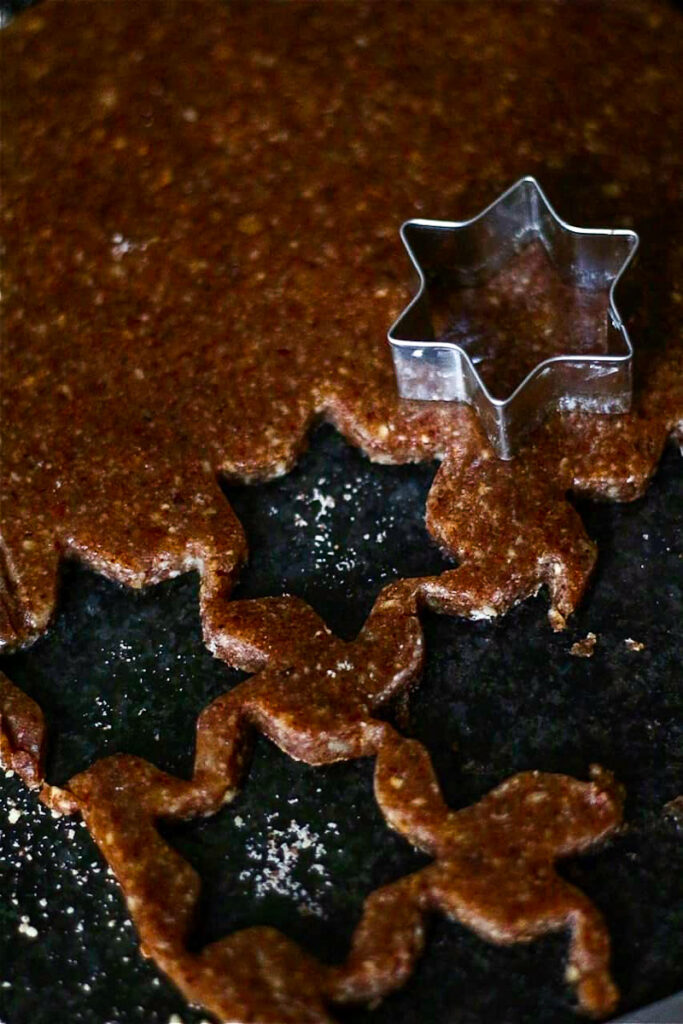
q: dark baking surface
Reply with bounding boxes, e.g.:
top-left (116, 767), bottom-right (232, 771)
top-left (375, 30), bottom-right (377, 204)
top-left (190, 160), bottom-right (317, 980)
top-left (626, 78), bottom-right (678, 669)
top-left (1, 0), bottom-right (682, 1021)
top-left (1, 425), bottom-right (681, 1024)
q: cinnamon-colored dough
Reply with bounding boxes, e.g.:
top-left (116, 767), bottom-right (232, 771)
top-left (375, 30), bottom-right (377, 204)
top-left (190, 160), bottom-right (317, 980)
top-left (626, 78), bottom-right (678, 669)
top-left (36, 587), bottom-right (622, 1021)
top-left (1, 3), bottom-right (680, 1018)
top-left (44, 675), bottom-right (623, 1022)
top-left (333, 739), bottom-right (624, 1019)
top-left (0, 671), bottom-right (46, 789)
top-left (431, 240), bottom-right (613, 400)
top-left (35, 583), bottom-right (426, 1022)
top-left (1, 0), bottom-right (681, 650)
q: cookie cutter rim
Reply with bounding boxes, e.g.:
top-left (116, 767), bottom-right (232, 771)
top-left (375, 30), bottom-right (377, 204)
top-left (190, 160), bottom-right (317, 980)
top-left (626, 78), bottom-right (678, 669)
top-left (388, 175), bottom-right (639, 459)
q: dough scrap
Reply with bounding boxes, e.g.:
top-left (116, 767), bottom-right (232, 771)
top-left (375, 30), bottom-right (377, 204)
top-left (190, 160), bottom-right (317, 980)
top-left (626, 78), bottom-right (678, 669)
top-left (332, 739), bottom-right (624, 1019)
top-left (40, 646), bottom-right (622, 1021)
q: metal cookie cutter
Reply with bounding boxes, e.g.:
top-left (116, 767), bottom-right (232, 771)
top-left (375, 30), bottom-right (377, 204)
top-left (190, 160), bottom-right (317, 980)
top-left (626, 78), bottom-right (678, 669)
top-left (388, 176), bottom-right (639, 459)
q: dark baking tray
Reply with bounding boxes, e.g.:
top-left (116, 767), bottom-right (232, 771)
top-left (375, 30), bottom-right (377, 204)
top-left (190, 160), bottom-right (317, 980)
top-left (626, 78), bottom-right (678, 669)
top-left (1, 425), bottom-right (682, 1024)
top-left (0, 0), bottom-right (682, 1019)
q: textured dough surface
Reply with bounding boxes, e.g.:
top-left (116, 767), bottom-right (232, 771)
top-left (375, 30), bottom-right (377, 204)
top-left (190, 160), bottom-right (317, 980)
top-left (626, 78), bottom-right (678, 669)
top-left (0, 671), bottom-right (46, 789)
top-left (1, 2), bottom-right (680, 1018)
top-left (1, 0), bottom-right (682, 649)
top-left (39, 589), bottom-right (623, 1021)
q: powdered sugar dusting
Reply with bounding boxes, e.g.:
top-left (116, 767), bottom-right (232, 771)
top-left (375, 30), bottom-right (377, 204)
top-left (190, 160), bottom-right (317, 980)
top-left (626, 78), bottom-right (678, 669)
top-left (269, 473), bottom-right (398, 584)
top-left (237, 812), bottom-right (340, 917)
top-left (0, 772), bottom-right (175, 1020)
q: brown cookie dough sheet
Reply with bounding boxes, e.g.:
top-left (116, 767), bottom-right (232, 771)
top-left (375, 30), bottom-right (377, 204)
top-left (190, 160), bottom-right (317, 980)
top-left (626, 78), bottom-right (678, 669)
top-left (1, 2), bottom-right (681, 1020)
top-left (2, 581), bottom-right (627, 1021)
top-left (49, 750), bottom-right (622, 1023)
top-left (1, 0), bottom-right (681, 652)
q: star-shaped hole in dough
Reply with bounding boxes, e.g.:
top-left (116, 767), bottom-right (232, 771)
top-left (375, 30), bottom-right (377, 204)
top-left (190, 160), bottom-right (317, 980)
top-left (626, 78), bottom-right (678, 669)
top-left (29, 582), bottom-right (426, 1023)
top-left (34, 681), bottom-right (624, 1022)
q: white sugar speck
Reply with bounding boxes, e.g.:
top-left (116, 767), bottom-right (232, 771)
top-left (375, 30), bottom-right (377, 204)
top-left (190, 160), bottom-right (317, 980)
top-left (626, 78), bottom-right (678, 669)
top-left (238, 816), bottom-right (340, 917)
top-left (285, 474), bottom-right (399, 584)
top-left (18, 917), bottom-right (38, 939)
top-left (311, 487), bottom-right (336, 519)
top-left (111, 233), bottom-right (145, 259)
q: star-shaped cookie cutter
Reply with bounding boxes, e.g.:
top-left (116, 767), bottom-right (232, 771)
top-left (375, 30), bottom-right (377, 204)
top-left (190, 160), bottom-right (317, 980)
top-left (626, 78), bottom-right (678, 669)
top-left (388, 176), bottom-right (639, 459)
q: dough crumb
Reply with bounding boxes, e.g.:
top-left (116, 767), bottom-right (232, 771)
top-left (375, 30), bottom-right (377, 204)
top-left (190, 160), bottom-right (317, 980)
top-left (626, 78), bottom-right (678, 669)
top-left (570, 632), bottom-right (597, 658)
top-left (663, 796), bottom-right (683, 829)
